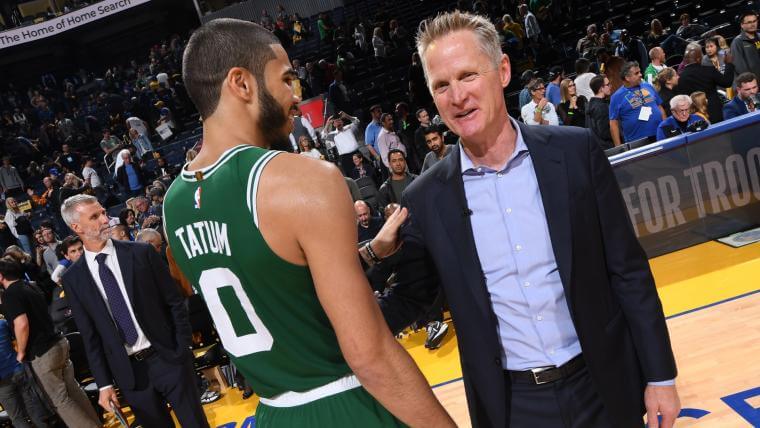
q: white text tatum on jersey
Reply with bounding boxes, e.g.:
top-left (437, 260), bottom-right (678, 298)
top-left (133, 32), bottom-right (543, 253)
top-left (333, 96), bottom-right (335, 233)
top-left (174, 221), bottom-right (232, 259)
top-left (194, 186), bottom-right (202, 209)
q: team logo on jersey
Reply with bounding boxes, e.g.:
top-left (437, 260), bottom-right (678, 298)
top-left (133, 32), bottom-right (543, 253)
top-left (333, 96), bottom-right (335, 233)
top-left (194, 187), bottom-right (202, 209)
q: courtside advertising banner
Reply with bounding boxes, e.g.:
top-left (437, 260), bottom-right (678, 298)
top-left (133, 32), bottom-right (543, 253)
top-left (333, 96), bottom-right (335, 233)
top-left (0, 0), bottom-right (150, 49)
top-left (611, 112), bottom-right (760, 257)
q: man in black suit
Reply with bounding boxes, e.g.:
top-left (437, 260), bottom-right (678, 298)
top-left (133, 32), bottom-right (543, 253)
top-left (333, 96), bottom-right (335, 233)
top-left (375, 11), bottom-right (680, 428)
top-left (723, 72), bottom-right (758, 120)
top-left (59, 194), bottom-right (209, 428)
top-left (676, 43), bottom-right (735, 123)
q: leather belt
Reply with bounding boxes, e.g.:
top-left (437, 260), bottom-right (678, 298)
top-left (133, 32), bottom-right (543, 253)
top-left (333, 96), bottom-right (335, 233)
top-left (507, 354), bottom-right (585, 385)
top-left (130, 347), bottom-right (155, 362)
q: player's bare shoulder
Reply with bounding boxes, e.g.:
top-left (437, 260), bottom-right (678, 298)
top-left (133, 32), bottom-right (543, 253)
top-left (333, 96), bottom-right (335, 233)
top-left (260, 152), bottom-right (346, 199)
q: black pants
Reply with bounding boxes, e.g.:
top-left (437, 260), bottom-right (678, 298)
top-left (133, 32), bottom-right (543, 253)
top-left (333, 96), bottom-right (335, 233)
top-left (507, 365), bottom-right (616, 428)
top-left (122, 352), bottom-right (209, 428)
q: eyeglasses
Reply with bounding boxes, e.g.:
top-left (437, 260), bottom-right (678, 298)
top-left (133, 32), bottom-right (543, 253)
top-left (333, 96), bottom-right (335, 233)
top-left (568, 83), bottom-right (576, 87)
top-left (672, 108), bottom-right (690, 114)
top-left (531, 86), bottom-right (546, 91)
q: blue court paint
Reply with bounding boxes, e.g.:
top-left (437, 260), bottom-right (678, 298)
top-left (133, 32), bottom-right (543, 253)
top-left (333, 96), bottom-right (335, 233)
top-left (721, 386), bottom-right (760, 426)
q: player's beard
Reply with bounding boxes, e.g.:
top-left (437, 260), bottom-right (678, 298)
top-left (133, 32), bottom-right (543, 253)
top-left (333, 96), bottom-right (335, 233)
top-left (258, 86), bottom-right (292, 152)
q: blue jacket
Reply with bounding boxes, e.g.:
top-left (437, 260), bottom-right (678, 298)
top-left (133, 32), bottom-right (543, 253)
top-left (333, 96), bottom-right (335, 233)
top-left (723, 96), bottom-right (750, 121)
top-left (656, 114), bottom-right (705, 141)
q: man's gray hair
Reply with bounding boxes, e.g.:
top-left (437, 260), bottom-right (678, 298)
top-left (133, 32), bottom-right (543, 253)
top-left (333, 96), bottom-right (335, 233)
top-left (416, 11), bottom-right (502, 88)
top-left (61, 194), bottom-right (99, 227)
top-left (136, 228), bottom-right (162, 242)
top-left (670, 94), bottom-right (693, 110)
top-left (620, 61), bottom-right (640, 80)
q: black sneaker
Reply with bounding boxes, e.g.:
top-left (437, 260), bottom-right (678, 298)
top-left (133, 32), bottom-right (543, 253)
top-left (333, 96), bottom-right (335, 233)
top-left (424, 321), bottom-right (449, 349)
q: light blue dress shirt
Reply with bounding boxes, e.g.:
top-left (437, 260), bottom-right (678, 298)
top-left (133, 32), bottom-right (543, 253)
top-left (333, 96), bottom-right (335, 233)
top-left (460, 121), bottom-right (581, 371)
top-left (460, 119), bottom-right (674, 386)
top-left (364, 120), bottom-right (382, 152)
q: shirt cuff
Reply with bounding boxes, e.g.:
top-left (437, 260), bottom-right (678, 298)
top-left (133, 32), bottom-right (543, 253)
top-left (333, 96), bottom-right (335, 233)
top-left (99, 385), bottom-right (113, 391)
top-left (647, 379), bottom-right (675, 386)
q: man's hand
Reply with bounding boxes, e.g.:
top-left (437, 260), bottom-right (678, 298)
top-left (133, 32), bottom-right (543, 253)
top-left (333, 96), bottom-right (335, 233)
top-left (370, 206), bottom-right (408, 259)
top-left (538, 98), bottom-right (548, 109)
top-left (645, 384), bottom-right (681, 428)
top-left (15, 351), bottom-right (24, 363)
top-left (98, 386), bottom-right (120, 412)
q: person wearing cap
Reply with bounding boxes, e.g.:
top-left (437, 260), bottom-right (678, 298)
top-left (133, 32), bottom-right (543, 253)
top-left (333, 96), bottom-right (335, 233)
top-left (545, 66), bottom-right (564, 107)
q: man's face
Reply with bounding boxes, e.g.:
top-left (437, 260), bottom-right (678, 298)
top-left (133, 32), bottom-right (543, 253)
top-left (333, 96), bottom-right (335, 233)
top-left (672, 102), bottom-right (690, 122)
top-left (425, 132), bottom-right (443, 153)
top-left (62, 144), bottom-right (70, 153)
top-left (135, 200), bottom-right (148, 213)
top-left (530, 84), bottom-right (546, 101)
top-left (65, 242), bottom-right (84, 262)
top-left (425, 30), bottom-right (510, 144)
top-left (739, 80), bottom-right (759, 100)
top-left (417, 110), bottom-right (430, 124)
top-left (146, 235), bottom-right (163, 253)
top-left (370, 108), bottom-right (382, 121)
top-left (625, 67), bottom-right (642, 86)
top-left (355, 204), bottom-right (370, 227)
top-left (382, 116), bottom-right (394, 130)
top-left (389, 152), bottom-right (406, 175)
top-left (333, 118), bottom-right (344, 130)
top-left (602, 78), bottom-right (612, 97)
top-left (42, 228), bottom-right (56, 244)
top-left (258, 45), bottom-right (301, 151)
top-left (112, 226), bottom-right (129, 241)
top-left (742, 14), bottom-right (758, 35)
top-left (71, 202), bottom-right (111, 243)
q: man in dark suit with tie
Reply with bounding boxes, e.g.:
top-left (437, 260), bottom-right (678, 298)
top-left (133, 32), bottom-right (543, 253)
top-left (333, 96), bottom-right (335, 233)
top-left (59, 194), bottom-right (209, 428)
top-left (375, 11), bottom-right (680, 428)
top-left (723, 72), bottom-right (758, 120)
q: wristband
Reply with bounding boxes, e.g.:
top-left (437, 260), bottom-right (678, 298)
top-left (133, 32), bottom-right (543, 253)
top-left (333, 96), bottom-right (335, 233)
top-left (365, 242), bottom-right (382, 264)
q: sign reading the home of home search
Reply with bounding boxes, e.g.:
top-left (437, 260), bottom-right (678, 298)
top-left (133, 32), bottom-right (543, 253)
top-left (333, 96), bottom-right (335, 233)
top-left (611, 112), bottom-right (760, 258)
top-left (0, 0), bottom-right (150, 49)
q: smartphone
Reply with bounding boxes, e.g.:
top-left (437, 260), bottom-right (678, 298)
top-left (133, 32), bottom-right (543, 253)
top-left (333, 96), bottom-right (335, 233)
top-left (111, 401), bottom-right (128, 427)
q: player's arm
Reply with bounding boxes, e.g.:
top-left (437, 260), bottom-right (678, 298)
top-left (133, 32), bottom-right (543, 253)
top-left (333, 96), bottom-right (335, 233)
top-left (269, 159), bottom-right (454, 427)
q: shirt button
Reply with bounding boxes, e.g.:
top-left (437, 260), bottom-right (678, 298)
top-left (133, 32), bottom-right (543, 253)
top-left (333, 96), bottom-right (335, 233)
top-left (506, 208), bottom-right (512, 214)
top-left (523, 281), bottom-right (530, 287)
top-left (497, 172), bottom-right (503, 177)
top-left (536, 314), bottom-right (543, 321)
top-left (515, 244), bottom-right (522, 251)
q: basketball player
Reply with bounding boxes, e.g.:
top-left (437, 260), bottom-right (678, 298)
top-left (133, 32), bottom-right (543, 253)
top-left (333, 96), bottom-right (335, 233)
top-left (163, 19), bottom-right (454, 427)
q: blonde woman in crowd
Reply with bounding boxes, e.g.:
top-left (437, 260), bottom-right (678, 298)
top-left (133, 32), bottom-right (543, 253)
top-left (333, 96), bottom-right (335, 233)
top-left (690, 91), bottom-right (710, 123)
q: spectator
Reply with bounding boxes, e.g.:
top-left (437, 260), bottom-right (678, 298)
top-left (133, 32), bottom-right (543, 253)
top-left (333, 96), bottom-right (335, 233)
top-left (723, 72), bottom-right (759, 120)
top-left (388, 19), bottom-right (409, 51)
top-left (556, 79), bottom-right (587, 127)
top-left (690, 91), bottom-right (710, 123)
top-left (116, 150), bottom-right (145, 198)
top-left (519, 4), bottom-right (541, 53)
top-left (376, 113), bottom-right (406, 169)
top-left (730, 11), bottom-right (760, 78)
top-left (3, 198), bottom-right (33, 254)
top-left (501, 14), bottom-right (524, 43)
top-left (676, 43), bottom-right (734, 123)
top-left (58, 173), bottom-right (86, 208)
top-left (133, 196), bottom-right (161, 230)
top-left (355, 200), bottom-right (382, 243)
top-left (317, 12), bottom-right (334, 43)
top-left (0, 313), bottom-right (53, 428)
top-left (574, 58), bottom-right (596, 101)
top-left (299, 136), bottom-right (323, 160)
top-left (364, 104), bottom-right (384, 157)
top-left (576, 24), bottom-right (599, 59)
top-left (605, 55), bottom-right (626, 94)
top-left (327, 70), bottom-right (354, 118)
top-left (111, 224), bottom-right (131, 241)
top-left (413, 108), bottom-right (433, 161)
top-left (40, 227), bottom-right (60, 275)
top-left (56, 144), bottom-right (82, 173)
top-left (644, 47), bottom-right (666, 85)
top-left (50, 235), bottom-right (84, 284)
top-left (0, 157), bottom-right (24, 199)
top-left (654, 67), bottom-right (679, 116)
top-left (288, 104), bottom-right (317, 153)
top-left (615, 30), bottom-right (649, 69)
top-left (656, 95), bottom-right (708, 141)
top-left (408, 52), bottom-right (432, 111)
top-left (644, 19), bottom-right (669, 49)
top-left (372, 27), bottom-right (387, 60)
top-left (321, 111), bottom-right (363, 175)
top-left (99, 128), bottom-right (123, 158)
top-left (521, 78), bottom-right (559, 125)
top-left (586, 74), bottom-right (614, 149)
top-left (675, 13), bottom-right (698, 39)
top-left (394, 102), bottom-right (419, 172)
top-left (259, 9), bottom-right (273, 31)
top-left (545, 66), bottom-right (563, 106)
top-left (0, 220), bottom-right (18, 253)
top-left (81, 157), bottom-right (104, 203)
top-left (518, 70), bottom-right (537, 109)
top-left (377, 150), bottom-right (416, 209)
top-left (420, 126), bottom-right (453, 172)
top-left (128, 128), bottom-right (154, 159)
top-left (609, 61), bottom-right (665, 145)
top-left (703, 36), bottom-right (729, 75)
top-left (118, 208), bottom-right (139, 239)
top-left (0, 258), bottom-right (101, 427)
top-left (136, 227), bottom-right (164, 255)
top-left (348, 152), bottom-right (376, 183)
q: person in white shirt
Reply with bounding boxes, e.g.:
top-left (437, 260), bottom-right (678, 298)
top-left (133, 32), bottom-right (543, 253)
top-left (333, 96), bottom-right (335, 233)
top-left (82, 157), bottom-right (105, 204)
top-left (288, 105), bottom-right (318, 152)
top-left (376, 113), bottom-right (406, 168)
top-left (521, 79), bottom-right (559, 125)
top-left (321, 111), bottom-right (362, 174)
top-left (125, 116), bottom-right (149, 137)
top-left (573, 58), bottom-right (596, 101)
top-left (298, 136), bottom-right (323, 160)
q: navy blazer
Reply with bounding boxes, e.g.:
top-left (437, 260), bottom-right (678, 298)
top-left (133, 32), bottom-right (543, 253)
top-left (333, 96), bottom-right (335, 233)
top-left (61, 240), bottom-right (191, 390)
top-left (723, 96), bottom-right (750, 121)
top-left (380, 122), bottom-right (676, 428)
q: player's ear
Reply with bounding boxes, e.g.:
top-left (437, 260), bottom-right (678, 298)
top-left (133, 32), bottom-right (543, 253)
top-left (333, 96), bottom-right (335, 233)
top-left (224, 67), bottom-right (258, 104)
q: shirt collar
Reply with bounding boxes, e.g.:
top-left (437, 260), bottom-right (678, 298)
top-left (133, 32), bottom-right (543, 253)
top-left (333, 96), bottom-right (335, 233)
top-left (460, 116), bottom-right (529, 175)
top-left (84, 239), bottom-right (116, 266)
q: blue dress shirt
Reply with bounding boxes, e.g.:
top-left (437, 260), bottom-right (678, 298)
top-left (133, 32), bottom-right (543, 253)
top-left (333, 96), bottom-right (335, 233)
top-left (460, 118), bottom-right (675, 386)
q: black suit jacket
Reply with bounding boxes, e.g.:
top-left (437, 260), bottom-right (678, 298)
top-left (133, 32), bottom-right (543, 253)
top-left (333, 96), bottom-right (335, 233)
top-left (379, 123), bottom-right (677, 427)
top-left (676, 62), bottom-right (735, 123)
top-left (61, 240), bottom-right (191, 390)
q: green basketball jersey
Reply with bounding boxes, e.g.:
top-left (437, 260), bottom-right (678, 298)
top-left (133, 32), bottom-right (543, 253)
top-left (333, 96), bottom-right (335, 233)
top-left (163, 145), bottom-right (352, 398)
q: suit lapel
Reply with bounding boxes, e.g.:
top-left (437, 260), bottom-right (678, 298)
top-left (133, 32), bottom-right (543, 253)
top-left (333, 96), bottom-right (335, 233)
top-left (71, 257), bottom-right (113, 321)
top-left (433, 146), bottom-right (494, 318)
top-left (519, 123), bottom-right (574, 295)
top-left (113, 241), bottom-right (136, 306)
